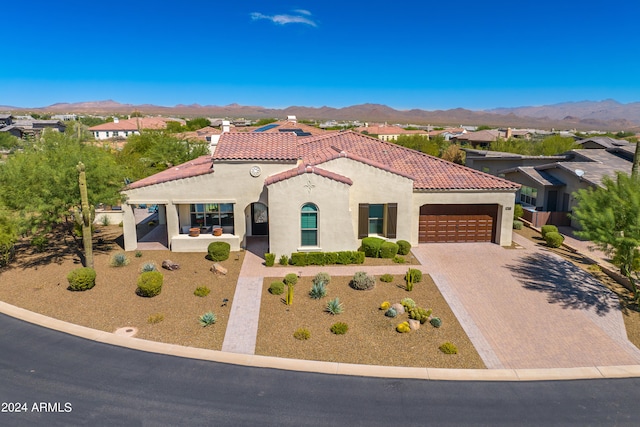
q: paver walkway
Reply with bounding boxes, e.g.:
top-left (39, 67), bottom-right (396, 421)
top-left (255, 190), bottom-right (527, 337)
top-left (412, 234), bottom-right (640, 369)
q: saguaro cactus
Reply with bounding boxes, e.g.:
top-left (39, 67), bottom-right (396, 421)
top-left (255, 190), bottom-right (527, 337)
top-left (77, 162), bottom-right (93, 268)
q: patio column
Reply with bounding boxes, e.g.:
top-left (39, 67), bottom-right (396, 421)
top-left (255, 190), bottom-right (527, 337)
top-left (165, 203), bottom-right (180, 247)
top-left (122, 203), bottom-right (137, 251)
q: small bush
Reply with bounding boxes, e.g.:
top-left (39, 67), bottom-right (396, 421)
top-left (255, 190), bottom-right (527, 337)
top-left (279, 254), bottom-right (289, 265)
top-left (396, 321), bottom-right (411, 333)
top-left (100, 215), bottom-right (111, 226)
top-left (430, 317), bottom-right (442, 328)
top-left (545, 231), bottom-right (564, 248)
top-left (31, 235), bottom-right (49, 252)
top-left (401, 298), bottom-right (416, 310)
top-left (409, 307), bottom-right (432, 324)
top-left (67, 267), bottom-right (96, 291)
top-left (330, 322), bottom-right (349, 335)
top-left (514, 203), bottom-right (524, 219)
top-left (587, 263), bottom-right (602, 273)
top-left (264, 253), bottom-right (275, 267)
top-left (136, 271), bottom-right (163, 297)
top-left (290, 252), bottom-right (308, 266)
top-left (541, 224), bottom-right (558, 238)
top-left (397, 240), bottom-right (411, 255)
top-left (379, 273), bottom-right (394, 283)
top-left (380, 241), bottom-right (399, 259)
top-left (393, 255), bottom-right (406, 264)
top-left (307, 252), bottom-right (325, 266)
top-left (135, 250), bottom-right (143, 258)
top-left (361, 236), bottom-right (385, 258)
top-left (326, 297), bottom-right (344, 315)
top-left (293, 328), bottom-right (311, 340)
top-left (207, 241), bottom-right (230, 262)
top-left (283, 273), bottom-right (298, 286)
top-left (385, 307), bottom-right (397, 318)
top-left (380, 301), bottom-right (391, 310)
top-left (313, 272), bottom-right (331, 287)
top-left (110, 252), bottom-right (130, 267)
top-left (194, 286), bottom-right (211, 297)
top-left (140, 262), bottom-right (158, 273)
top-left (513, 220), bottom-right (523, 230)
top-left (309, 281), bottom-right (327, 299)
top-left (350, 271), bottom-right (376, 291)
top-left (324, 252), bottom-right (338, 265)
top-left (199, 311), bottom-right (217, 327)
top-left (406, 268), bottom-right (423, 283)
top-left (269, 281), bottom-right (285, 295)
top-left (148, 313), bottom-right (164, 324)
top-left (439, 342), bottom-right (458, 354)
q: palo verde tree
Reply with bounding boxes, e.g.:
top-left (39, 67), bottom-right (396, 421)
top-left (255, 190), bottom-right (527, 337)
top-left (0, 129), bottom-right (124, 236)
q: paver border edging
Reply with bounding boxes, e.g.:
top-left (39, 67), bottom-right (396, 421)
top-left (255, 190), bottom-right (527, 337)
top-left (2, 300), bottom-right (640, 382)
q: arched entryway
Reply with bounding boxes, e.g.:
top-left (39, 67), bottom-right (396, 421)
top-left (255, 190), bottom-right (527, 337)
top-left (250, 202), bottom-right (269, 236)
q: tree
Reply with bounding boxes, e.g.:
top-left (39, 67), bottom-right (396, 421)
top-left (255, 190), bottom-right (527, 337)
top-left (0, 132), bottom-right (22, 151)
top-left (186, 117), bottom-right (211, 130)
top-left (441, 144), bottom-right (466, 164)
top-left (0, 130), bottom-right (124, 235)
top-left (572, 172), bottom-right (640, 305)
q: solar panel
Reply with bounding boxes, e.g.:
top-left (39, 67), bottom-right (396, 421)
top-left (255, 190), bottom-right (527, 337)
top-left (254, 124), bottom-right (279, 132)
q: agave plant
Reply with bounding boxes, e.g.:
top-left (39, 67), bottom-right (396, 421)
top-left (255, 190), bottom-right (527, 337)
top-left (309, 282), bottom-right (327, 299)
top-left (140, 262), bottom-right (158, 273)
top-left (110, 252), bottom-right (130, 267)
top-left (325, 297), bottom-right (344, 315)
top-left (199, 311), bottom-right (217, 327)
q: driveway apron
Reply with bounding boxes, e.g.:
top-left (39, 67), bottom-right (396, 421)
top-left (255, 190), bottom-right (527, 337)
top-left (412, 235), bottom-right (640, 369)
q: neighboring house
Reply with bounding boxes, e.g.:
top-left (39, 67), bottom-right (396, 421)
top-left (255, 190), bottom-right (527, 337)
top-left (120, 130), bottom-right (519, 255)
top-left (353, 124), bottom-right (429, 141)
top-left (0, 114), bottom-right (14, 127)
top-left (451, 129), bottom-right (503, 147)
top-left (11, 119), bottom-right (66, 138)
top-left (429, 128), bottom-right (466, 141)
top-left (0, 125), bottom-right (24, 139)
top-left (88, 117), bottom-right (185, 140)
top-left (468, 137), bottom-right (634, 227)
top-left (239, 116), bottom-right (326, 137)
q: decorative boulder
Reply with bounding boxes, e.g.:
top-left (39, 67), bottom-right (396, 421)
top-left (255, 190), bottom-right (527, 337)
top-left (210, 263), bottom-right (228, 275)
top-left (391, 303), bottom-right (405, 315)
top-left (408, 319), bottom-right (421, 331)
top-left (162, 260), bottom-right (180, 271)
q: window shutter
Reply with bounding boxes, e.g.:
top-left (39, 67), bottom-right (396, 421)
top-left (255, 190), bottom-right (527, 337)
top-left (386, 203), bottom-right (397, 238)
top-left (358, 204), bottom-right (369, 239)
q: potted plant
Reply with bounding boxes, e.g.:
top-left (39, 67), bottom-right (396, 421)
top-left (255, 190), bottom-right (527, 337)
top-left (189, 227), bottom-right (200, 237)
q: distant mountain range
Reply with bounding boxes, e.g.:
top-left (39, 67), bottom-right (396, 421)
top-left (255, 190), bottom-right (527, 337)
top-left (1, 99), bottom-right (639, 131)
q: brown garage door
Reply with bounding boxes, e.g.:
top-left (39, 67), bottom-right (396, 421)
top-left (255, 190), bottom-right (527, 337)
top-left (419, 204), bottom-right (498, 243)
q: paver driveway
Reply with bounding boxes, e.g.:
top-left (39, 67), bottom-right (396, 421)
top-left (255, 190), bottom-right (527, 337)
top-left (412, 234), bottom-right (640, 369)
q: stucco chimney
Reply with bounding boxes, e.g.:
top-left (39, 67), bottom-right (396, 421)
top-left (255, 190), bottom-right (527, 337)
top-left (222, 120), bottom-right (230, 133)
top-left (113, 117), bottom-right (119, 123)
top-left (287, 115), bottom-right (297, 123)
top-left (506, 127), bottom-right (513, 139)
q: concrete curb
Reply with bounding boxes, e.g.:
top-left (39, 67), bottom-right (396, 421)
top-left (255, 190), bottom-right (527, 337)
top-left (2, 300), bottom-right (640, 382)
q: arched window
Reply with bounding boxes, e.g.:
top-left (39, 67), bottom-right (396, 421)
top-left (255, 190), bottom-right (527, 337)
top-left (301, 203), bottom-right (318, 246)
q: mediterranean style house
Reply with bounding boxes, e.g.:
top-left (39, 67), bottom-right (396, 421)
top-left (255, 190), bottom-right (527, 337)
top-left (121, 130), bottom-right (519, 255)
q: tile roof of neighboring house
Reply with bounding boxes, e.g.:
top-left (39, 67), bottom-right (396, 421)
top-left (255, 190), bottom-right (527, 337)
top-left (454, 129), bottom-right (502, 143)
top-left (264, 163), bottom-right (353, 186)
top-left (236, 120), bottom-right (326, 136)
top-left (213, 132), bottom-right (298, 161)
top-left (177, 126), bottom-right (221, 141)
top-left (576, 136), bottom-right (629, 148)
top-left (353, 125), bottom-right (428, 136)
top-left (125, 155), bottom-right (213, 190)
top-left (88, 117), bottom-right (182, 132)
top-left (502, 166), bottom-right (566, 187)
top-left (464, 148), bottom-right (570, 161)
top-left (126, 130), bottom-right (519, 191)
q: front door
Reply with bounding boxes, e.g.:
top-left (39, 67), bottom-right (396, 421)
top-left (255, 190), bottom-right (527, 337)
top-left (251, 203), bottom-right (269, 236)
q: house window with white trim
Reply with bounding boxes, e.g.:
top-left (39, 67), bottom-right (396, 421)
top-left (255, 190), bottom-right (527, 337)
top-left (301, 203), bottom-right (318, 246)
top-left (519, 186), bottom-right (537, 207)
top-left (190, 203), bottom-right (234, 233)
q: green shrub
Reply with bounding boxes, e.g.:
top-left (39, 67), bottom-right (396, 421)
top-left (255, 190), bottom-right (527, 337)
top-left (31, 235), bottom-right (49, 252)
top-left (396, 321), bottom-right (411, 333)
top-left (67, 267), bottom-right (96, 291)
top-left (291, 252), bottom-right (308, 266)
top-left (269, 281), bottom-right (285, 295)
top-left (194, 286), bottom-right (211, 297)
top-left (439, 342), bottom-right (458, 354)
top-left (312, 272), bottom-right (331, 287)
top-left (354, 251), bottom-right (365, 264)
top-left (110, 252), bottom-right (130, 267)
top-left (279, 254), bottom-right (289, 265)
top-left (147, 313), bottom-right (164, 324)
top-left (361, 237), bottom-right (385, 258)
top-left (397, 240), bottom-right (411, 255)
top-left (293, 328), bottom-right (311, 340)
top-left (336, 251), bottom-right (351, 265)
top-left (380, 241), bottom-right (399, 259)
top-left (135, 250), bottom-right (143, 258)
top-left (199, 311), bottom-right (217, 327)
top-left (514, 203), bottom-right (524, 219)
top-left (350, 271), bottom-right (376, 291)
top-left (324, 252), bottom-right (338, 265)
top-left (330, 322), bottom-right (349, 335)
top-left (541, 224), bottom-right (558, 238)
top-left (430, 317), bottom-right (442, 328)
top-left (136, 271), bottom-right (163, 297)
top-left (307, 252), bottom-right (325, 266)
top-left (326, 297), bottom-right (344, 315)
top-left (100, 215), bottom-right (111, 226)
top-left (545, 231), bottom-right (564, 248)
top-left (0, 217), bottom-right (17, 268)
top-left (379, 273), bottom-right (394, 283)
top-left (208, 241), bottom-right (230, 261)
top-left (309, 281), bottom-right (327, 299)
top-left (406, 268), bottom-right (423, 283)
top-left (401, 297), bottom-right (416, 310)
top-left (385, 307), bottom-right (397, 318)
top-left (409, 307), bottom-right (432, 324)
top-left (264, 253), bottom-right (275, 267)
top-left (283, 273), bottom-right (298, 286)
top-left (513, 220), bottom-right (523, 230)
top-left (140, 262), bottom-right (157, 273)
top-left (393, 255), bottom-right (406, 264)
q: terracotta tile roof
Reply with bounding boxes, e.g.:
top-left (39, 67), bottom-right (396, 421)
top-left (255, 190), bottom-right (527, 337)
top-left (236, 120), bottom-right (327, 136)
top-left (213, 132), bottom-right (298, 161)
top-left (454, 129), bottom-right (502, 143)
top-left (264, 163), bottom-right (353, 186)
top-left (177, 126), bottom-right (221, 141)
top-left (125, 155), bottom-right (213, 189)
top-left (353, 125), bottom-right (428, 136)
top-left (88, 117), bottom-right (182, 132)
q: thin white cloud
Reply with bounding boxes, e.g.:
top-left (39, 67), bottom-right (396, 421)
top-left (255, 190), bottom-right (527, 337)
top-left (251, 10), bottom-right (317, 27)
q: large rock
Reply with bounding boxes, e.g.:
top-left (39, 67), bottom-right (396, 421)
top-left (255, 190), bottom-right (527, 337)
top-left (162, 259), bottom-right (180, 271)
top-left (391, 303), bottom-right (405, 315)
top-left (211, 263), bottom-right (228, 275)
top-left (408, 319), bottom-right (421, 331)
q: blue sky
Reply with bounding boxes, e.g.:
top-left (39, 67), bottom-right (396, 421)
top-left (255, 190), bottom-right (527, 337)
top-left (2, 0), bottom-right (639, 110)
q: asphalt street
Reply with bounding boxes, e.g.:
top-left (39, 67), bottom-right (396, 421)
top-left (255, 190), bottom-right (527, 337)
top-left (1, 313), bottom-right (639, 426)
